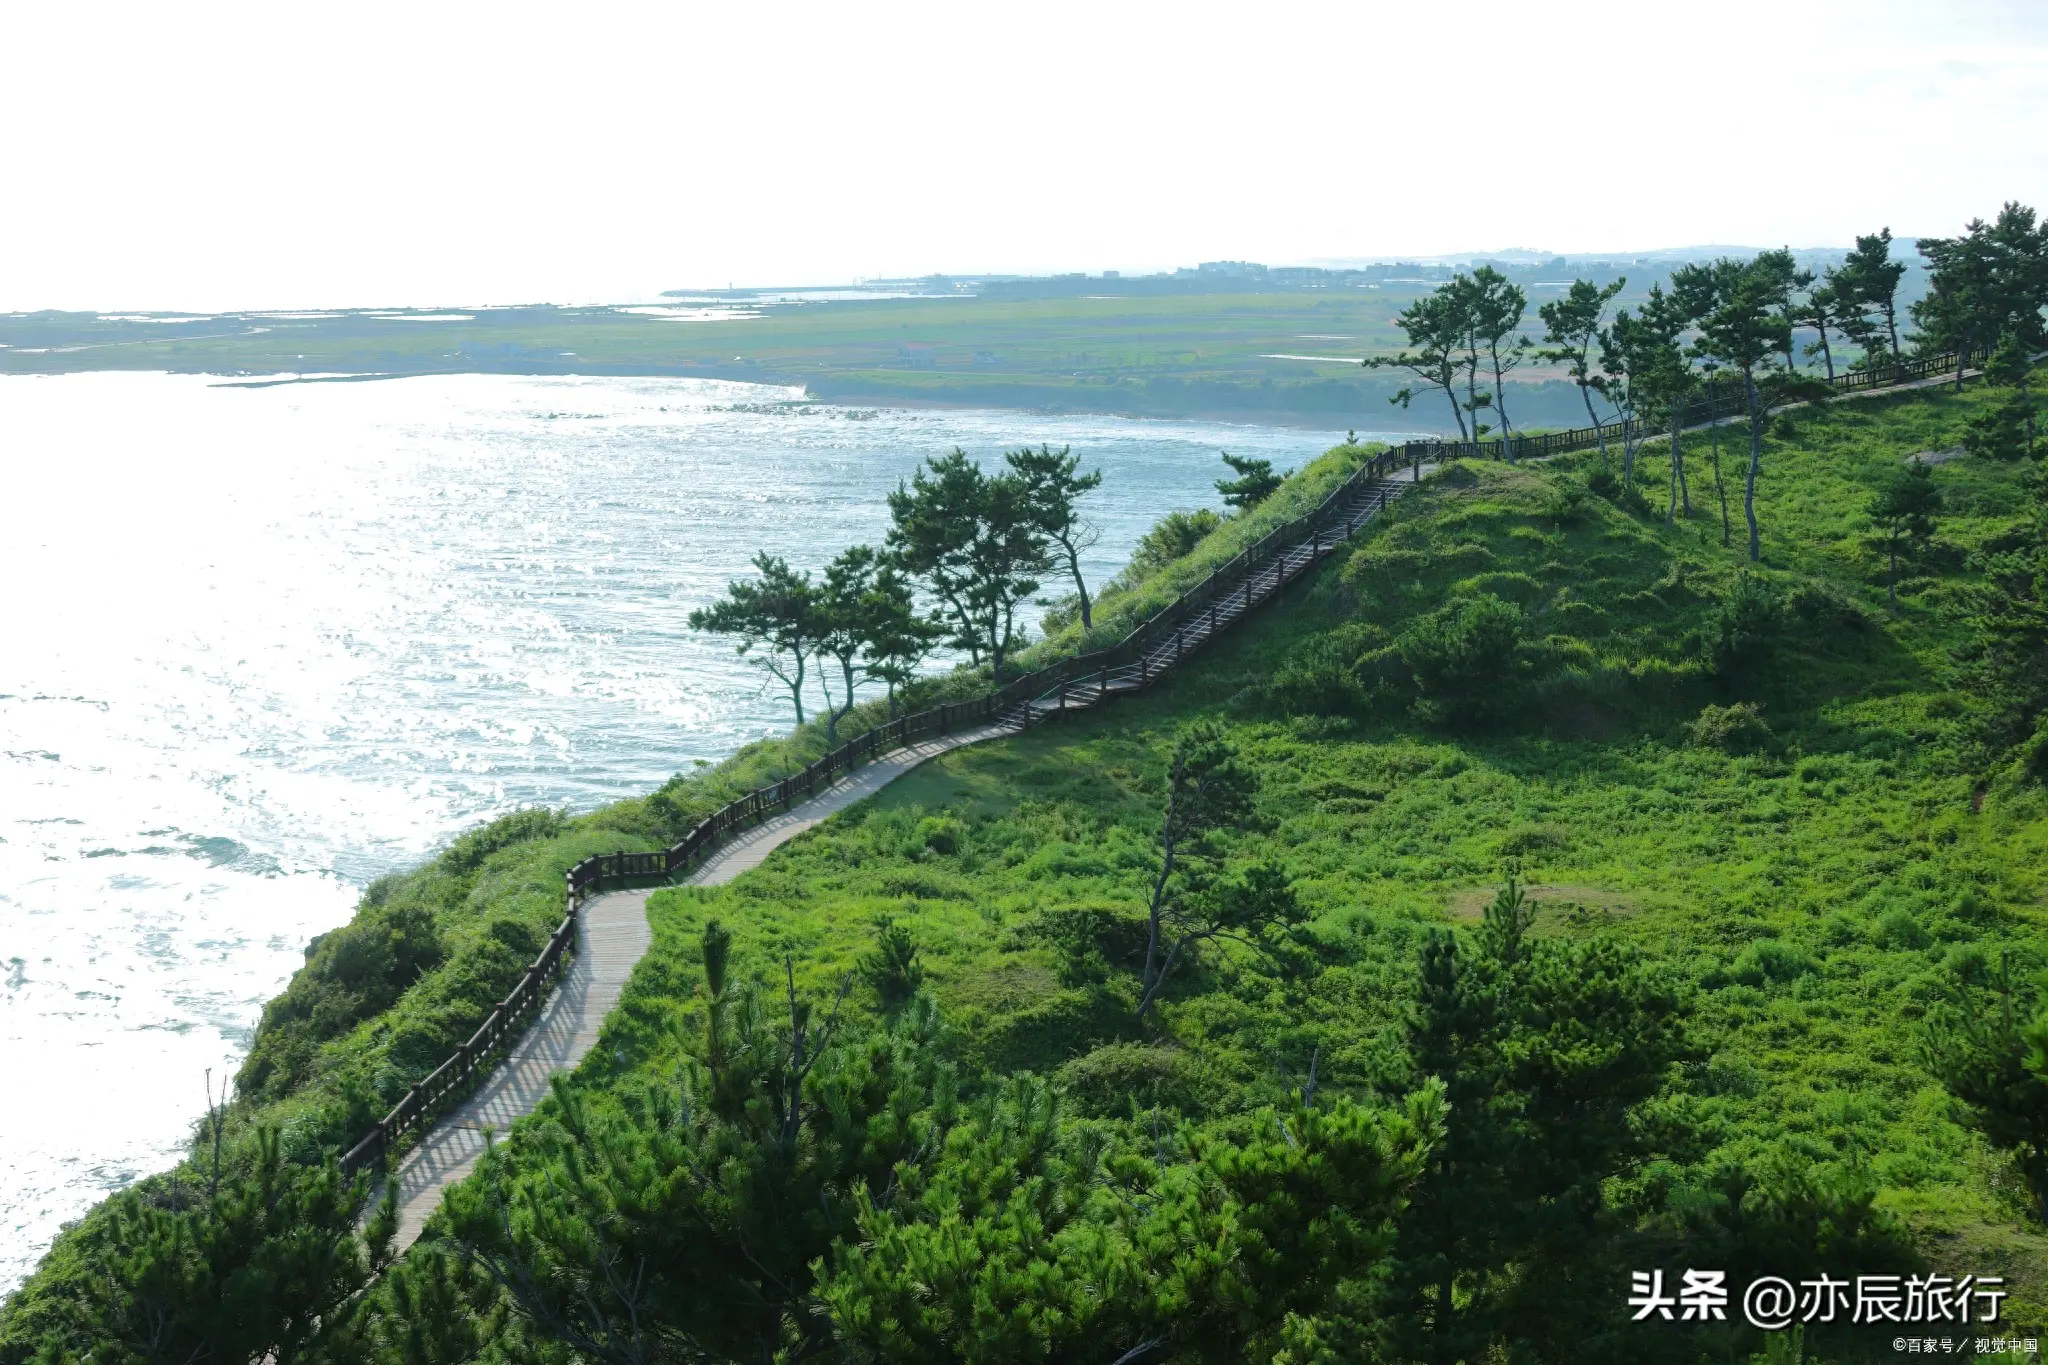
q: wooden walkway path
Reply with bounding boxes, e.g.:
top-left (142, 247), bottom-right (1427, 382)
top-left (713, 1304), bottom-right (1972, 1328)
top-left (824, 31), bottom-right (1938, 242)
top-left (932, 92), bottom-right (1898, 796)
top-left (387, 723), bottom-right (1007, 1250)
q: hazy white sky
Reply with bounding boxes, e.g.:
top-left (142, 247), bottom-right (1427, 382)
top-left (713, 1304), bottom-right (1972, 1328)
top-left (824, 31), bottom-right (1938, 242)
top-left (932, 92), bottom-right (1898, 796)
top-left (3, 0), bottom-right (2043, 311)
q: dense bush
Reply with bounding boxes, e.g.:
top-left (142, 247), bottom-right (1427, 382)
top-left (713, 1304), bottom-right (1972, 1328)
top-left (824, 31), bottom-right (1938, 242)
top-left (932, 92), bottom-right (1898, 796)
top-left (1701, 570), bottom-right (1786, 683)
top-left (1397, 591), bottom-right (1530, 726)
top-left (1130, 507), bottom-right (1222, 576)
top-left (1261, 621), bottom-right (1387, 715)
top-left (1687, 700), bottom-right (1774, 752)
top-left (236, 901), bottom-right (443, 1100)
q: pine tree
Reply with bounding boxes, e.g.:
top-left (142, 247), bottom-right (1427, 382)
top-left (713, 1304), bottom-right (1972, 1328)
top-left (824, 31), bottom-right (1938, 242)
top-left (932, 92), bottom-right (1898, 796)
top-left (3, 1132), bottom-right (381, 1365)
top-left (1688, 251), bottom-right (1829, 561)
top-left (1215, 452), bottom-right (1285, 511)
top-left (1965, 332), bottom-right (2040, 462)
top-left (1369, 287), bottom-right (1471, 439)
top-left (1867, 459), bottom-right (1943, 608)
top-left (1538, 276), bottom-right (1626, 468)
top-left (688, 551), bottom-right (821, 727)
top-left (1008, 442), bottom-right (1105, 630)
top-left (441, 925), bottom-right (944, 1364)
top-left (819, 1073), bottom-right (1444, 1363)
top-left (1374, 874), bottom-right (1686, 1364)
top-left (1832, 227), bottom-right (1909, 366)
top-left (886, 449), bottom-right (1048, 682)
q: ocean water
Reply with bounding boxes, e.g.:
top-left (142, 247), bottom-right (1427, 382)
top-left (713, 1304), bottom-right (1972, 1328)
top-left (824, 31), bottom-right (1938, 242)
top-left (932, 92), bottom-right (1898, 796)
top-left (0, 370), bottom-right (1371, 1289)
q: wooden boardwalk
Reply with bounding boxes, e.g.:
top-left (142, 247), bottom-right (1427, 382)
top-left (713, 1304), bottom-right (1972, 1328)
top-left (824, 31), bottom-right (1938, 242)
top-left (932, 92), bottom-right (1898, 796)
top-left (386, 723), bottom-right (1008, 1250)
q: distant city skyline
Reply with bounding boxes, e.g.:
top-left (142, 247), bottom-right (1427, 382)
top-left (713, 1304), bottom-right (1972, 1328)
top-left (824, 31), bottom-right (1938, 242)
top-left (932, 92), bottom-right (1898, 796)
top-left (2, 0), bottom-right (2040, 312)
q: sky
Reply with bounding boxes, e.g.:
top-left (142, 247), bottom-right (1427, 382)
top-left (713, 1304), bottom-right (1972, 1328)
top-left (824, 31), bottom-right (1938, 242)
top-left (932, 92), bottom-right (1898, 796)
top-left (2, 0), bottom-right (2043, 312)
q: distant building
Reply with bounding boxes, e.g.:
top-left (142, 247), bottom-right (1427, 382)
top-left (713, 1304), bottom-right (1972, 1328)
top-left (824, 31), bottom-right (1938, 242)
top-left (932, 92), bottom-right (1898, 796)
top-left (897, 343), bottom-right (936, 369)
top-left (972, 350), bottom-right (999, 365)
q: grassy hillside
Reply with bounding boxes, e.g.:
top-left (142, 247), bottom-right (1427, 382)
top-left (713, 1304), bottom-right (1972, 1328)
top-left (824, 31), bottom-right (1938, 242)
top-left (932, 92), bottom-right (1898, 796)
top-left (564, 378), bottom-right (2048, 1353)
top-left (8, 371), bottom-right (2047, 1361)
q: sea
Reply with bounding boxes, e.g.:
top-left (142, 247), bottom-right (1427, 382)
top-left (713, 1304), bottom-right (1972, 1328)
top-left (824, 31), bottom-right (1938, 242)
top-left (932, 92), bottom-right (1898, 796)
top-left (0, 369), bottom-right (1376, 1290)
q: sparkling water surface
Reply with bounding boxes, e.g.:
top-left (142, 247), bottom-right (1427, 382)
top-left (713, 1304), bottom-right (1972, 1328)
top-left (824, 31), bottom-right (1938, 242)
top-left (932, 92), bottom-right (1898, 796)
top-left (0, 370), bottom-right (1370, 1289)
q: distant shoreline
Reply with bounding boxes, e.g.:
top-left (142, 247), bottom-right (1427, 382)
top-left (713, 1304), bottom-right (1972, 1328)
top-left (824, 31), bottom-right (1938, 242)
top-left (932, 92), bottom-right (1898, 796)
top-left (13, 361), bottom-right (1452, 434)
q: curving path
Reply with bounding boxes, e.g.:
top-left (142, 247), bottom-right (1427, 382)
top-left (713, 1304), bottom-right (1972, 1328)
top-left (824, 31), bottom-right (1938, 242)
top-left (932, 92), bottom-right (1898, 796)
top-left (386, 723), bottom-right (1009, 1251)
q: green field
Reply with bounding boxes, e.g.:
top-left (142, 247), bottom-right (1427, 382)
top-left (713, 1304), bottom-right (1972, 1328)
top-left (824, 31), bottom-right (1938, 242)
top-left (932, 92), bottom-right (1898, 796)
top-left (0, 276), bottom-right (1658, 428)
top-left (7, 366), bottom-right (2044, 1362)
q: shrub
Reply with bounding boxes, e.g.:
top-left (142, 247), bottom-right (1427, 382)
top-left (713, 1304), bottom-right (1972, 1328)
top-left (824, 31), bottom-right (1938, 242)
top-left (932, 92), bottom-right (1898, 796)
top-left (439, 807), bottom-right (565, 877)
top-left (1264, 623), bottom-right (1388, 716)
top-left (1731, 937), bottom-right (1816, 986)
top-left (1541, 476), bottom-right (1592, 526)
top-left (1054, 1041), bottom-right (1219, 1117)
top-left (1701, 572), bottom-right (1785, 683)
top-left (235, 902), bottom-right (444, 1100)
top-left (1027, 903), bottom-right (1152, 987)
top-left (917, 815), bottom-right (963, 856)
top-left (1130, 508), bottom-right (1223, 577)
top-left (858, 917), bottom-right (925, 1010)
top-left (1788, 582), bottom-right (1870, 634)
top-left (1496, 823), bottom-right (1572, 858)
top-left (1397, 592), bottom-right (1528, 727)
top-left (1872, 908), bottom-right (1932, 950)
top-left (1687, 702), bottom-right (1774, 753)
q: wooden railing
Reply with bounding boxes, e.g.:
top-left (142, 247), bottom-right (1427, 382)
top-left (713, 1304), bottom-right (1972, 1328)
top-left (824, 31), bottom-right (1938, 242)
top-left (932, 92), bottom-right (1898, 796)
top-left (335, 443), bottom-right (1412, 1176)
top-left (339, 905), bottom-right (579, 1176)
top-left (1385, 348), bottom-right (1972, 466)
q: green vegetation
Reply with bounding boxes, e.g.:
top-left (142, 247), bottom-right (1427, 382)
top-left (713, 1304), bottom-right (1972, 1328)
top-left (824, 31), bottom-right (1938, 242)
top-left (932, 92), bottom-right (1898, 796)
top-left (1215, 451), bottom-right (1287, 510)
top-left (0, 277), bottom-right (1673, 427)
top-left (9, 222), bottom-right (2048, 1360)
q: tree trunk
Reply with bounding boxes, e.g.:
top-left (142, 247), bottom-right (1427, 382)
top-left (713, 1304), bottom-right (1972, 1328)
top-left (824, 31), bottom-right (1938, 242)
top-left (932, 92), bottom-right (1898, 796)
top-left (1137, 800), bottom-right (1179, 1022)
top-left (1062, 538), bottom-right (1093, 630)
top-left (1885, 301), bottom-right (1901, 361)
top-left (1435, 1169), bottom-right (1457, 1365)
top-left (1675, 397), bottom-right (1690, 516)
top-left (1622, 415), bottom-right (1637, 488)
top-left (1444, 383), bottom-right (1469, 442)
top-left (1666, 397), bottom-right (1686, 526)
top-left (932, 583), bottom-right (978, 668)
top-left (1744, 370), bottom-right (1764, 562)
top-left (824, 655), bottom-right (860, 747)
top-left (1667, 421), bottom-right (1679, 526)
top-left (1817, 317), bottom-right (1836, 379)
top-left (1581, 383), bottom-right (1610, 470)
top-left (1713, 435), bottom-right (1730, 547)
top-left (1490, 343), bottom-right (1513, 439)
